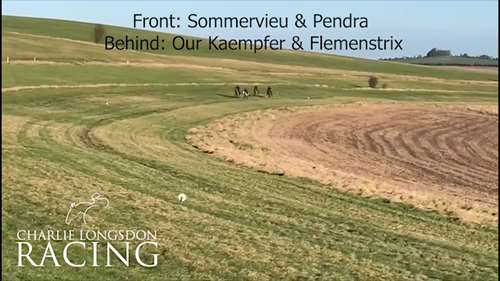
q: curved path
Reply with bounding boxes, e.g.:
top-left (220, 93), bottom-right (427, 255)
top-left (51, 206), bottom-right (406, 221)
top-left (189, 104), bottom-right (499, 223)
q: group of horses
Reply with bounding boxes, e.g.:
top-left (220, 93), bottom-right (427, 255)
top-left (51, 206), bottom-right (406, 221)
top-left (234, 85), bottom-right (273, 99)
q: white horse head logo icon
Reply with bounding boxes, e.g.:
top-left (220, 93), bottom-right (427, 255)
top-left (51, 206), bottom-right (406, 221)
top-left (65, 193), bottom-right (110, 225)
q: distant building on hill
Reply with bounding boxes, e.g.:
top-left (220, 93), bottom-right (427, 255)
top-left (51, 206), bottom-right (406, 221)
top-left (426, 48), bottom-right (451, 57)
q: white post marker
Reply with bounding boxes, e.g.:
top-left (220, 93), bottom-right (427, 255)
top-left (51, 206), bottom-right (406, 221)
top-left (177, 193), bottom-right (187, 204)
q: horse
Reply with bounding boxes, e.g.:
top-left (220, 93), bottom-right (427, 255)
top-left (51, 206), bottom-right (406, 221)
top-left (266, 86), bottom-right (273, 98)
top-left (253, 86), bottom-right (259, 96)
top-left (234, 85), bottom-right (241, 97)
top-left (242, 88), bottom-right (249, 99)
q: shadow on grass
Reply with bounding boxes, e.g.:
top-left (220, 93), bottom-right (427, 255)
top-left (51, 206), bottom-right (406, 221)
top-left (216, 94), bottom-right (240, 99)
top-left (216, 94), bottom-right (268, 99)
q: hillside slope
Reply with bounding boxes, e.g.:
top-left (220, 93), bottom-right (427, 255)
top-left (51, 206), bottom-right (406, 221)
top-left (3, 15), bottom-right (498, 81)
top-left (2, 16), bottom-right (498, 281)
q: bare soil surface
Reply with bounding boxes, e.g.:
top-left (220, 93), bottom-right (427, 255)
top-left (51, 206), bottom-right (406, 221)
top-left (188, 103), bottom-right (499, 224)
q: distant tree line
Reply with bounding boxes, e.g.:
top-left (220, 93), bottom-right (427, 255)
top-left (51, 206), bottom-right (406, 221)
top-left (380, 48), bottom-right (498, 62)
top-left (426, 48), bottom-right (451, 57)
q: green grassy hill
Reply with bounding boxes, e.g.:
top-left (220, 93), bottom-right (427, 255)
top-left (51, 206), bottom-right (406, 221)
top-left (3, 15), bottom-right (498, 81)
top-left (2, 15), bottom-right (498, 281)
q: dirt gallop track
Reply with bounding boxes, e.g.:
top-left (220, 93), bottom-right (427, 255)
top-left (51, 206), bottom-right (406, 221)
top-left (189, 104), bottom-right (499, 224)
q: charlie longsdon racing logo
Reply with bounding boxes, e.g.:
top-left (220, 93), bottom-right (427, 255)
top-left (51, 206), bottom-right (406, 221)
top-left (16, 193), bottom-right (159, 268)
top-left (65, 192), bottom-right (110, 225)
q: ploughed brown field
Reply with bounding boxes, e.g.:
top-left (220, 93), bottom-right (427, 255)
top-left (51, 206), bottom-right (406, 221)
top-left (189, 103), bottom-right (499, 224)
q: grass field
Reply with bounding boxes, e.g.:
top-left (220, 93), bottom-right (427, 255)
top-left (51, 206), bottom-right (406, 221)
top-left (2, 16), bottom-right (499, 281)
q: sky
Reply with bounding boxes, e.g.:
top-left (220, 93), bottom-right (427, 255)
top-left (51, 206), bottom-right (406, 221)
top-left (2, 0), bottom-right (498, 59)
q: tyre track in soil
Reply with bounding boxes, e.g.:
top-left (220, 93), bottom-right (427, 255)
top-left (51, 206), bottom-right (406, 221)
top-left (189, 104), bottom-right (499, 224)
top-left (290, 107), bottom-right (498, 194)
